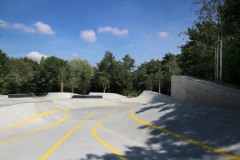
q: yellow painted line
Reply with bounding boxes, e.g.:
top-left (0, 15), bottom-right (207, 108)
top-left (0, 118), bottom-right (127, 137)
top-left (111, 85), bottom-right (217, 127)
top-left (130, 109), bottom-right (240, 160)
top-left (0, 109), bottom-right (60, 132)
top-left (112, 98), bottom-right (115, 103)
top-left (0, 99), bottom-right (114, 145)
top-left (109, 109), bottom-right (117, 117)
top-left (39, 111), bottom-right (95, 160)
top-left (92, 118), bottom-right (128, 160)
top-left (0, 108), bottom-right (68, 145)
top-left (140, 95), bottom-right (148, 104)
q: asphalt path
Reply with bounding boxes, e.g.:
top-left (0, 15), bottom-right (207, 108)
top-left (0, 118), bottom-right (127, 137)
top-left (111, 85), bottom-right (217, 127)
top-left (0, 91), bottom-right (240, 160)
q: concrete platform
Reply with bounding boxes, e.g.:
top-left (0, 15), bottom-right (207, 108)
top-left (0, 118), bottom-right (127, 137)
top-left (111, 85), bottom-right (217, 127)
top-left (0, 91), bottom-right (239, 160)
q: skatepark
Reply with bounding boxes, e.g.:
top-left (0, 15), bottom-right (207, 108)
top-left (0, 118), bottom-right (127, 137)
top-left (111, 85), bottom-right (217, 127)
top-left (0, 88), bottom-right (240, 160)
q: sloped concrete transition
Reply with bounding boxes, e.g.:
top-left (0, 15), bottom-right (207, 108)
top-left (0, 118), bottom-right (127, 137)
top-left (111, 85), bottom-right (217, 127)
top-left (0, 91), bottom-right (239, 160)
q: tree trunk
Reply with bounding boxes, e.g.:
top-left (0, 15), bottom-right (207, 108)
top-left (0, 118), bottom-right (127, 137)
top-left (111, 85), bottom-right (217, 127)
top-left (103, 83), bottom-right (106, 93)
top-left (158, 82), bottom-right (161, 93)
top-left (61, 82), bottom-right (64, 92)
top-left (71, 85), bottom-right (74, 93)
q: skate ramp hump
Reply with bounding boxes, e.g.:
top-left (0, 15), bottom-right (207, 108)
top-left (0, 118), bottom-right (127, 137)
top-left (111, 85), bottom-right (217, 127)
top-left (89, 92), bottom-right (126, 99)
top-left (45, 92), bottom-right (77, 99)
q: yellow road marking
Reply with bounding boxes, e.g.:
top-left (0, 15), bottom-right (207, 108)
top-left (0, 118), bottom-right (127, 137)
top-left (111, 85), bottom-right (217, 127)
top-left (39, 111), bottom-right (95, 160)
top-left (109, 109), bottom-right (117, 117)
top-left (139, 95), bottom-right (148, 104)
top-left (130, 109), bottom-right (240, 160)
top-left (0, 99), bottom-right (114, 145)
top-left (0, 109), bottom-right (60, 132)
top-left (0, 108), bottom-right (68, 145)
top-left (92, 118), bottom-right (128, 160)
top-left (112, 98), bottom-right (115, 103)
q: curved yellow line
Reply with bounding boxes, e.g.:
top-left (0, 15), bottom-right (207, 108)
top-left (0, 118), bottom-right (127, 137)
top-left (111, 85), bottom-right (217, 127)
top-left (39, 111), bottom-right (95, 160)
top-left (92, 118), bottom-right (128, 160)
top-left (0, 108), bottom-right (68, 145)
top-left (140, 95), bottom-right (148, 104)
top-left (109, 109), bottom-right (117, 117)
top-left (0, 109), bottom-right (60, 132)
top-left (130, 109), bottom-right (240, 160)
top-left (0, 99), bottom-right (115, 145)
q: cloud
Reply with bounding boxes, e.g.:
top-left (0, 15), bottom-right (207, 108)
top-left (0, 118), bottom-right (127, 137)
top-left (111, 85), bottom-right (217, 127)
top-left (34, 21), bottom-right (55, 35)
top-left (128, 44), bottom-right (134, 48)
top-left (0, 19), bottom-right (55, 35)
top-left (157, 32), bottom-right (170, 38)
top-left (80, 30), bottom-right (97, 43)
top-left (98, 26), bottom-right (128, 36)
top-left (26, 51), bottom-right (48, 62)
top-left (72, 53), bottom-right (79, 58)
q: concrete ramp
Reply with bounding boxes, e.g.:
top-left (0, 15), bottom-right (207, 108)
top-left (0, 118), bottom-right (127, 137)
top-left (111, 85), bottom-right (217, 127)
top-left (45, 92), bottom-right (76, 99)
top-left (89, 92), bottom-right (126, 99)
top-left (0, 91), bottom-right (240, 160)
top-left (0, 101), bottom-right (60, 129)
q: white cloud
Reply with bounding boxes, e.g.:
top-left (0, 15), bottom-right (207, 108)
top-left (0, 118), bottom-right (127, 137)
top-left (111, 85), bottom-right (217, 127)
top-left (34, 21), bottom-right (55, 35)
top-left (0, 19), bottom-right (55, 35)
top-left (128, 44), bottom-right (134, 48)
top-left (80, 30), bottom-right (97, 43)
top-left (26, 51), bottom-right (48, 62)
top-left (98, 26), bottom-right (128, 36)
top-left (72, 53), bottom-right (79, 58)
top-left (157, 32), bottom-right (170, 38)
top-left (12, 23), bottom-right (36, 33)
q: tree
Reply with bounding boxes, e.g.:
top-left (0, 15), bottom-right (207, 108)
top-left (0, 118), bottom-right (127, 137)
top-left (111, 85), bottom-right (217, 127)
top-left (59, 67), bottom-right (67, 92)
top-left (135, 59), bottom-right (162, 92)
top-left (7, 57), bottom-right (36, 93)
top-left (39, 56), bottom-right (68, 92)
top-left (122, 54), bottom-right (135, 71)
top-left (0, 50), bottom-right (10, 94)
top-left (68, 59), bottom-right (93, 94)
top-left (155, 71), bottom-right (163, 93)
top-left (220, 0), bottom-right (240, 85)
top-left (194, 0), bottom-right (224, 81)
top-left (96, 72), bottom-right (110, 93)
top-left (179, 21), bottom-right (217, 80)
top-left (0, 49), bottom-right (9, 77)
top-left (161, 53), bottom-right (181, 94)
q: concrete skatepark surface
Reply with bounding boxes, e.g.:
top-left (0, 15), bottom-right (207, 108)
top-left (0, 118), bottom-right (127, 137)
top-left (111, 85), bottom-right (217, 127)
top-left (0, 91), bottom-right (240, 160)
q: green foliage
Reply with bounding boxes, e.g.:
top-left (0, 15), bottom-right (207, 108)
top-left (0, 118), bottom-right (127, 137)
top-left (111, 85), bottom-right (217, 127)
top-left (122, 54), bottom-right (135, 71)
top-left (220, 0), bottom-right (240, 85)
top-left (0, 49), bottom-right (9, 77)
top-left (95, 51), bottom-right (134, 95)
top-left (179, 21), bottom-right (216, 80)
top-left (96, 72), bottom-right (110, 93)
top-left (161, 53), bottom-right (181, 94)
top-left (179, 0), bottom-right (240, 86)
top-left (39, 56), bottom-right (68, 92)
top-left (67, 59), bottom-right (93, 94)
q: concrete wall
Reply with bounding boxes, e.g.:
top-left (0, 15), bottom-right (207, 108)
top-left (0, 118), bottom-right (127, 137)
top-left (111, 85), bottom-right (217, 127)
top-left (171, 75), bottom-right (240, 109)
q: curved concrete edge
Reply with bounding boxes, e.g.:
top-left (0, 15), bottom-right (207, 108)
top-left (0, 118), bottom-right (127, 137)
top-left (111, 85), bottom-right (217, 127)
top-left (45, 92), bottom-right (78, 99)
top-left (89, 92), bottom-right (127, 99)
top-left (0, 101), bottom-right (59, 129)
top-left (89, 91), bottom-right (165, 104)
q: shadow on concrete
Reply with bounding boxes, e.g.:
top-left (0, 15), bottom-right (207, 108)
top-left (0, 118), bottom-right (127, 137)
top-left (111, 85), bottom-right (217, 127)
top-left (80, 94), bottom-right (240, 160)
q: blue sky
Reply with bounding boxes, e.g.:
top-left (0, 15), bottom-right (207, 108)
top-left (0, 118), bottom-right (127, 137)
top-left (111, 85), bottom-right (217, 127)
top-left (0, 0), bottom-right (197, 66)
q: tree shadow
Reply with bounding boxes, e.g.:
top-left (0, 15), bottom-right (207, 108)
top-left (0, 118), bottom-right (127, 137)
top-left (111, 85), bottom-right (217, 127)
top-left (80, 94), bottom-right (240, 160)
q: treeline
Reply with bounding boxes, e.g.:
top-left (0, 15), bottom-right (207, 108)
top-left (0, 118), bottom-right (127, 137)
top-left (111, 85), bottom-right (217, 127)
top-left (1, 0), bottom-right (239, 95)
top-left (180, 0), bottom-right (240, 86)
top-left (0, 50), bottom-right (180, 96)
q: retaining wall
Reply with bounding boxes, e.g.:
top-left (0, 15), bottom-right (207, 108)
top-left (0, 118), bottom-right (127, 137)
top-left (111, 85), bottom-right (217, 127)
top-left (171, 75), bottom-right (240, 109)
